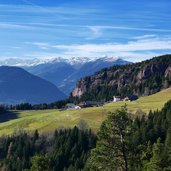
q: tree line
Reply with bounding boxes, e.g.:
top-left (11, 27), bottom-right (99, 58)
top-left (0, 99), bottom-right (73, 111)
top-left (1, 100), bottom-right (171, 170)
top-left (0, 126), bottom-right (96, 171)
top-left (86, 101), bottom-right (171, 170)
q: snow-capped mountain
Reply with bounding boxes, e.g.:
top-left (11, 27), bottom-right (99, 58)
top-left (58, 57), bottom-right (131, 95)
top-left (0, 56), bottom-right (120, 67)
top-left (0, 58), bottom-right (43, 67)
top-left (0, 57), bottom-right (93, 67)
top-left (0, 56), bottom-right (131, 96)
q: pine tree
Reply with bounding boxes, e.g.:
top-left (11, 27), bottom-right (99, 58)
top-left (144, 138), bottom-right (164, 171)
top-left (29, 155), bottom-right (50, 171)
top-left (162, 128), bottom-right (171, 170)
top-left (86, 106), bottom-right (131, 171)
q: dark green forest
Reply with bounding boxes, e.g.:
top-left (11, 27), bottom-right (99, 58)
top-left (0, 127), bottom-right (96, 171)
top-left (0, 99), bottom-right (72, 111)
top-left (86, 102), bottom-right (171, 171)
top-left (1, 100), bottom-right (171, 170)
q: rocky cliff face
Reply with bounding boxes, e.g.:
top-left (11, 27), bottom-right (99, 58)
top-left (71, 55), bottom-right (171, 101)
top-left (165, 66), bottom-right (171, 78)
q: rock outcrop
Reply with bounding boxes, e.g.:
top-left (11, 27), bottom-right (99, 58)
top-left (71, 55), bottom-right (171, 101)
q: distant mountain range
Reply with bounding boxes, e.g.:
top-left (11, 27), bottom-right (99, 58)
top-left (0, 66), bottom-right (66, 104)
top-left (17, 57), bottom-right (130, 96)
top-left (0, 57), bottom-right (131, 99)
top-left (0, 57), bottom-right (94, 67)
top-left (1, 55), bottom-right (170, 104)
top-left (58, 57), bottom-right (131, 95)
top-left (71, 54), bottom-right (171, 101)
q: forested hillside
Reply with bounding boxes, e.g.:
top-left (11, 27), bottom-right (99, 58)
top-left (72, 55), bottom-right (171, 101)
top-left (86, 100), bottom-right (171, 171)
top-left (1, 100), bottom-right (171, 170)
top-left (0, 127), bottom-right (96, 171)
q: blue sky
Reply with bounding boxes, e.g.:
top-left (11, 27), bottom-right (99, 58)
top-left (0, 0), bottom-right (171, 62)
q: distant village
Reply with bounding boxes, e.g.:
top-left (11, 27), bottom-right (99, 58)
top-left (65, 95), bottom-right (138, 110)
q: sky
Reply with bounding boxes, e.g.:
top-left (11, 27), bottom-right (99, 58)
top-left (0, 0), bottom-right (171, 62)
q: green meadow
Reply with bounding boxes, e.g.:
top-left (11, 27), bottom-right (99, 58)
top-left (0, 88), bottom-right (171, 136)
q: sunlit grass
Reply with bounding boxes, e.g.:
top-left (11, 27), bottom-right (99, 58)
top-left (0, 88), bottom-right (171, 136)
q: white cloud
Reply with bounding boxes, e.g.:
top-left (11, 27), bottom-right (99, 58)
top-left (85, 25), bottom-right (171, 40)
top-left (30, 42), bottom-right (50, 50)
top-left (86, 26), bottom-right (104, 39)
top-left (132, 34), bottom-right (157, 40)
top-left (86, 25), bottom-right (171, 33)
top-left (52, 37), bottom-right (171, 53)
top-left (29, 36), bottom-right (171, 62)
top-left (0, 23), bottom-right (35, 30)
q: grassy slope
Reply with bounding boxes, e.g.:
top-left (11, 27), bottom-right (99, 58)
top-left (0, 88), bottom-right (171, 136)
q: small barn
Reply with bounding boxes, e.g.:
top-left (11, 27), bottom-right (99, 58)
top-left (124, 95), bottom-right (138, 101)
top-left (65, 103), bottom-right (81, 110)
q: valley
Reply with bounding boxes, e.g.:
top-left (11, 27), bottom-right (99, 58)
top-left (0, 87), bottom-right (171, 136)
top-left (0, 57), bottom-right (130, 96)
top-left (1, 0), bottom-right (171, 170)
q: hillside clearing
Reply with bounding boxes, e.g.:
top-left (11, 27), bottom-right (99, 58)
top-left (0, 88), bottom-right (171, 136)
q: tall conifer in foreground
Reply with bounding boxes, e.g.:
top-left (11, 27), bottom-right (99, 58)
top-left (86, 106), bottom-right (131, 171)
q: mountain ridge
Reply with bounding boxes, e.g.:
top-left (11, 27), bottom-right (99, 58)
top-left (59, 58), bottom-right (131, 95)
top-left (0, 56), bottom-right (121, 67)
top-left (18, 57), bottom-right (131, 95)
top-left (71, 54), bottom-right (171, 101)
top-left (0, 57), bottom-right (131, 97)
top-left (0, 66), bottom-right (66, 104)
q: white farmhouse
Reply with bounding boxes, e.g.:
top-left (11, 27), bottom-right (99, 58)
top-left (113, 96), bottom-right (121, 102)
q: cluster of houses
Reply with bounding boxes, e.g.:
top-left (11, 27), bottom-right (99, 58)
top-left (65, 95), bottom-right (138, 110)
top-left (65, 101), bottom-right (103, 110)
top-left (113, 95), bottom-right (138, 102)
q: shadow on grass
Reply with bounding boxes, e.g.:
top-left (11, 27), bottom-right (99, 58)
top-left (0, 111), bottom-right (18, 123)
